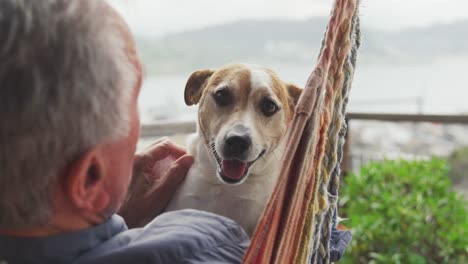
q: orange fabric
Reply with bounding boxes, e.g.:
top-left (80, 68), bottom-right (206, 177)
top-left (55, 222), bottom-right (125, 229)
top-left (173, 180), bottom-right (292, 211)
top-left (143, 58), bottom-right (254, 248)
top-left (242, 0), bottom-right (359, 263)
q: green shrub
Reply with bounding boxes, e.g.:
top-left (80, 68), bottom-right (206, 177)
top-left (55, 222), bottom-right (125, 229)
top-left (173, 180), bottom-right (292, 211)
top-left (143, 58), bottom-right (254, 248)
top-left (340, 158), bottom-right (468, 264)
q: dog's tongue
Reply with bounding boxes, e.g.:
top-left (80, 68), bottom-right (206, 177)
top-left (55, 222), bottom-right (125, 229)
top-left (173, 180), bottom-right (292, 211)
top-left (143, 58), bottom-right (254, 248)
top-left (222, 160), bottom-right (247, 180)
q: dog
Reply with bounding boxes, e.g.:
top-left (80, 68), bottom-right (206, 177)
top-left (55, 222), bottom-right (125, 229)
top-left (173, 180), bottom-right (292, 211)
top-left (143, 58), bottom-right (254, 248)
top-left (165, 63), bottom-right (302, 235)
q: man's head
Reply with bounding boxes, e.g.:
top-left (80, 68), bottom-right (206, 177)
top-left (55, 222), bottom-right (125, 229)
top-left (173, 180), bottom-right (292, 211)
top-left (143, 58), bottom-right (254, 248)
top-left (0, 0), bottom-right (142, 231)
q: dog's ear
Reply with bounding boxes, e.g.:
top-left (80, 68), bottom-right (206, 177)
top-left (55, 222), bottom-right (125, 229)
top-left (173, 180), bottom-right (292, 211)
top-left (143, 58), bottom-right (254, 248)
top-left (287, 83), bottom-right (303, 106)
top-left (184, 70), bottom-right (214, 106)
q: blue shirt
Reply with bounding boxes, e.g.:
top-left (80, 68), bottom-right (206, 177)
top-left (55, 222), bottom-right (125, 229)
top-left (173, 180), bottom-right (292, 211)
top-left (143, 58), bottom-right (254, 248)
top-left (0, 209), bottom-right (250, 264)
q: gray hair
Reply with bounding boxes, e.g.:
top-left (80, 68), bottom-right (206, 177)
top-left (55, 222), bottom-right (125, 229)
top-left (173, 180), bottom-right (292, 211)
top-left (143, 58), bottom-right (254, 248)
top-left (0, 0), bottom-right (138, 228)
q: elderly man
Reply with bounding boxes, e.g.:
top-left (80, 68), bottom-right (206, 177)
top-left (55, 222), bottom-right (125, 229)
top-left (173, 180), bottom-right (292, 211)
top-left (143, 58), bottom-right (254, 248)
top-left (0, 0), bottom-right (248, 263)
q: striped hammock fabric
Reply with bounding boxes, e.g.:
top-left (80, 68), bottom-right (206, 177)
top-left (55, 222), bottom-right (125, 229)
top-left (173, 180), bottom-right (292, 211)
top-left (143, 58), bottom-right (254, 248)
top-left (242, 0), bottom-right (361, 263)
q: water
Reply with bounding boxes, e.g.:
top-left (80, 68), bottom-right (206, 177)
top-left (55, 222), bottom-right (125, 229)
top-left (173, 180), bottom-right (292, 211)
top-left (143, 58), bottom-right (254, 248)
top-left (138, 57), bottom-right (468, 123)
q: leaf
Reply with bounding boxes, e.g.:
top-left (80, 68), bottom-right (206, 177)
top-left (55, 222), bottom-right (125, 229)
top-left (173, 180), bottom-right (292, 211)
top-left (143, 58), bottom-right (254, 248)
top-left (340, 158), bottom-right (468, 263)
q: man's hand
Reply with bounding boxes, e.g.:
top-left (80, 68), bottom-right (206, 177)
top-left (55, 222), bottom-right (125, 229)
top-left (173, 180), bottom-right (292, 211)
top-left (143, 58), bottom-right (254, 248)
top-left (119, 138), bottom-right (194, 228)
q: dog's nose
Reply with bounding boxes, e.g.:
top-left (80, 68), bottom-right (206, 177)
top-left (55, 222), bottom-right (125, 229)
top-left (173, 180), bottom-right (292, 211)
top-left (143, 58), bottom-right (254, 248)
top-left (224, 134), bottom-right (252, 159)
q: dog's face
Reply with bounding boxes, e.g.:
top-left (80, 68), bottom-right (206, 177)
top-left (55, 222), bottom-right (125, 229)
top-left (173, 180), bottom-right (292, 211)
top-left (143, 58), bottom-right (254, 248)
top-left (185, 64), bottom-right (302, 185)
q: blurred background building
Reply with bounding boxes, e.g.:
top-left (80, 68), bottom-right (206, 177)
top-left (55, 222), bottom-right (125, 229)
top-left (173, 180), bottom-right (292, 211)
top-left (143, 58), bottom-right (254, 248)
top-left (108, 0), bottom-right (468, 196)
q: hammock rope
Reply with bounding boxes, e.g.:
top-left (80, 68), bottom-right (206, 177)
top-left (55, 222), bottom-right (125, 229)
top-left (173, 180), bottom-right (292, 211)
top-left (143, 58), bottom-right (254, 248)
top-left (242, 0), bottom-right (361, 263)
top-left (312, 6), bottom-right (361, 263)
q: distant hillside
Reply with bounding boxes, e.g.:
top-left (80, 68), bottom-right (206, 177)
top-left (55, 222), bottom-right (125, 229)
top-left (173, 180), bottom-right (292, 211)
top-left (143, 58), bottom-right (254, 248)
top-left (135, 18), bottom-right (468, 74)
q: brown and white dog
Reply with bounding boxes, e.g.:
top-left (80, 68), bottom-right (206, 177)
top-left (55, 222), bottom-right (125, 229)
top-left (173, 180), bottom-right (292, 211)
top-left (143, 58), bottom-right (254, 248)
top-left (165, 63), bottom-right (302, 235)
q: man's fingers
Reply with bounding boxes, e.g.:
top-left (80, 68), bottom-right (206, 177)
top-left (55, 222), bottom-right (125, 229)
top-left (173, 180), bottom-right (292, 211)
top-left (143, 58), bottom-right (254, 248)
top-left (142, 138), bottom-right (187, 162)
top-left (148, 154), bottom-right (194, 194)
top-left (165, 142), bottom-right (188, 159)
top-left (146, 137), bottom-right (169, 148)
top-left (176, 154), bottom-right (195, 171)
top-left (163, 154), bottom-right (194, 186)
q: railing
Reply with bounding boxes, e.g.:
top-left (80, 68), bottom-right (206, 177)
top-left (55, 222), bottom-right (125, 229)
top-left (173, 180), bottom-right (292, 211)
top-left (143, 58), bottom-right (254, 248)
top-left (140, 113), bottom-right (468, 173)
top-left (341, 113), bottom-right (468, 174)
top-left (141, 113), bottom-right (468, 137)
top-left (346, 113), bottom-right (468, 124)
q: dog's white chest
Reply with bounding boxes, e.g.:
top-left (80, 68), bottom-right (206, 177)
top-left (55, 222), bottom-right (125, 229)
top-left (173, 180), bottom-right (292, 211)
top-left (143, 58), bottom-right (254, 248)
top-left (165, 136), bottom-right (280, 235)
top-left (165, 165), bottom-right (275, 235)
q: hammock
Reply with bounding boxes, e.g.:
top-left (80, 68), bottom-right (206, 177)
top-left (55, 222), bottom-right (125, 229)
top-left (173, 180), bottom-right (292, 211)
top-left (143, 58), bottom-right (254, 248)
top-left (242, 0), bottom-right (361, 263)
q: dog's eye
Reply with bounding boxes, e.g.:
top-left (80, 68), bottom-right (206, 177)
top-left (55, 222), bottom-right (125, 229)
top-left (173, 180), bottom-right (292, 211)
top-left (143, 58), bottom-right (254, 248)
top-left (212, 89), bottom-right (232, 107)
top-left (261, 98), bottom-right (279, 117)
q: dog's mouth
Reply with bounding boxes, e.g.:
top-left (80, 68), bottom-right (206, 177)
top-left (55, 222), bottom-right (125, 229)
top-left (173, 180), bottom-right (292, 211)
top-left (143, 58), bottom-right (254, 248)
top-left (210, 143), bottom-right (265, 184)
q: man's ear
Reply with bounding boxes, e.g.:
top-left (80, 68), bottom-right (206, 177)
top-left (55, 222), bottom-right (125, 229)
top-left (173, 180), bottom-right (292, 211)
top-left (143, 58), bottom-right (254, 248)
top-left (61, 148), bottom-right (109, 214)
top-left (287, 83), bottom-right (303, 107)
top-left (184, 69), bottom-right (214, 106)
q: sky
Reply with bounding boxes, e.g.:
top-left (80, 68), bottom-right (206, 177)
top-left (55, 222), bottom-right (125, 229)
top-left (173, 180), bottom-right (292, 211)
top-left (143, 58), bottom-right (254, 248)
top-left (108, 0), bottom-right (468, 37)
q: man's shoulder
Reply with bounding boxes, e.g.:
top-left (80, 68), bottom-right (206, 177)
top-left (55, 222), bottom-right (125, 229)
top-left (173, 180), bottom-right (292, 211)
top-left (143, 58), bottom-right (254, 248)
top-left (78, 209), bottom-right (250, 264)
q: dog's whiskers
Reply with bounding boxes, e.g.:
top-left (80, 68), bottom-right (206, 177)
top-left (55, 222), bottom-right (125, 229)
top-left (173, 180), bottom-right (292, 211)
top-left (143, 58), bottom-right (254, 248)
top-left (209, 142), bottom-right (222, 164)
